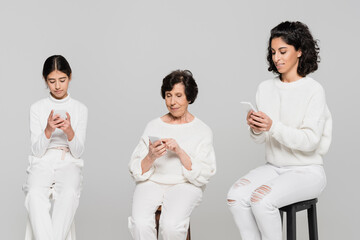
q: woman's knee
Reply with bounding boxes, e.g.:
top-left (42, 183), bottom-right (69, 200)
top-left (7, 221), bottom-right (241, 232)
top-left (250, 185), bottom-right (272, 203)
top-left (160, 217), bottom-right (189, 238)
top-left (227, 178), bottom-right (252, 207)
top-left (54, 185), bottom-right (80, 201)
top-left (250, 184), bottom-right (276, 212)
top-left (24, 187), bottom-right (50, 210)
top-left (128, 216), bottom-right (155, 234)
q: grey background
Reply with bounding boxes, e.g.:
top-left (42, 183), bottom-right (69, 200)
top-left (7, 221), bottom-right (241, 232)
top-left (0, 0), bottom-right (359, 239)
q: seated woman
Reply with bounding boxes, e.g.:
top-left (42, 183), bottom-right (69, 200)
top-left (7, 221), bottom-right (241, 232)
top-left (128, 70), bottom-right (216, 240)
top-left (227, 21), bottom-right (332, 240)
top-left (23, 55), bottom-right (88, 240)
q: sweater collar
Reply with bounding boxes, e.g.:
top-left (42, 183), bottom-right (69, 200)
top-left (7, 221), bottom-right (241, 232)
top-left (49, 93), bottom-right (71, 104)
top-left (274, 76), bottom-right (308, 89)
top-left (159, 117), bottom-right (198, 127)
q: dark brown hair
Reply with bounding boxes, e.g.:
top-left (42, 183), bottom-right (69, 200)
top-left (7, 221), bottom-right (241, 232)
top-left (42, 55), bottom-right (72, 81)
top-left (161, 70), bottom-right (198, 104)
top-left (267, 21), bottom-right (320, 77)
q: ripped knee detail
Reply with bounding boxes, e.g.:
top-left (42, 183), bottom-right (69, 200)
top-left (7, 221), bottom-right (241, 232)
top-left (250, 185), bottom-right (271, 203)
top-left (234, 178), bottom-right (251, 188)
top-left (227, 179), bottom-right (251, 206)
top-left (227, 198), bottom-right (237, 206)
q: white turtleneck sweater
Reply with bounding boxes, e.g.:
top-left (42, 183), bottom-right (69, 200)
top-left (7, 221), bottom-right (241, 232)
top-left (250, 77), bottom-right (332, 166)
top-left (129, 117), bottom-right (216, 187)
top-left (30, 94), bottom-right (88, 159)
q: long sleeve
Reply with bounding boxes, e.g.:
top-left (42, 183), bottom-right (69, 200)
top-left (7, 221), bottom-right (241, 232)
top-left (128, 118), bottom-right (216, 185)
top-left (182, 133), bottom-right (216, 187)
top-left (250, 77), bottom-right (332, 166)
top-left (316, 105), bottom-right (332, 155)
top-left (128, 136), bottom-right (154, 182)
top-left (68, 106), bottom-right (88, 158)
top-left (269, 88), bottom-right (326, 152)
top-left (30, 105), bottom-right (50, 157)
top-left (249, 128), bottom-right (267, 143)
top-left (249, 86), bottom-right (267, 143)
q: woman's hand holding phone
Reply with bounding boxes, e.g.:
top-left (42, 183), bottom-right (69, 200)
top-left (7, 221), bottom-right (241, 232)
top-left (247, 111), bottom-right (273, 132)
top-left (148, 137), bottom-right (167, 161)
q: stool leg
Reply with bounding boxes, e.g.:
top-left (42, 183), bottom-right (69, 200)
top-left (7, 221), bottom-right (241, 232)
top-left (287, 208), bottom-right (296, 240)
top-left (187, 224), bottom-right (191, 240)
top-left (307, 204), bottom-right (318, 240)
top-left (280, 211), bottom-right (284, 236)
top-left (155, 211), bottom-right (160, 239)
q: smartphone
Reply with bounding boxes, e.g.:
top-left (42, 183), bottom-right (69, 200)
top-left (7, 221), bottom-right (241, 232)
top-left (240, 101), bottom-right (258, 112)
top-left (53, 109), bottom-right (67, 120)
top-left (149, 136), bottom-right (161, 144)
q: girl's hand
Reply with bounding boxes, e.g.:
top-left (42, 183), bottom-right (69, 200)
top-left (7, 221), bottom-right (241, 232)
top-left (45, 110), bottom-right (64, 139)
top-left (58, 112), bottom-right (75, 141)
top-left (247, 111), bottom-right (273, 132)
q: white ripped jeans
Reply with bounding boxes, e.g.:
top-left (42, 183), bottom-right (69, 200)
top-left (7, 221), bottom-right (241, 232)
top-left (128, 180), bottom-right (203, 240)
top-left (23, 149), bottom-right (83, 240)
top-left (227, 163), bottom-right (326, 240)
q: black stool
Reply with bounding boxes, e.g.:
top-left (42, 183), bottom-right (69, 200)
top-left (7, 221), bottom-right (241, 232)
top-left (279, 198), bottom-right (318, 240)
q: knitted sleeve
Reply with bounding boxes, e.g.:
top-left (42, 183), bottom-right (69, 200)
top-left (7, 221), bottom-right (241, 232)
top-left (68, 105), bottom-right (88, 158)
top-left (182, 130), bottom-right (216, 187)
top-left (269, 87), bottom-right (327, 151)
top-left (30, 104), bottom-right (50, 157)
top-left (128, 135), bottom-right (154, 182)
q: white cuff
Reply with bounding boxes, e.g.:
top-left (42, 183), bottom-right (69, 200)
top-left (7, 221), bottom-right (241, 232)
top-left (132, 160), bottom-right (155, 182)
top-left (251, 128), bottom-right (262, 135)
top-left (182, 160), bottom-right (201, 184)
top-left (269, 120), bottom-right (278, 135)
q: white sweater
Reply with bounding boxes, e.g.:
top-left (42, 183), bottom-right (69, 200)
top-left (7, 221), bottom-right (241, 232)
top-left (250, 77), bottom-right (332, 166)
top-left (30, 94), bottom-right (88, 159)
top-left (129, 117), bottom-right (216, 187)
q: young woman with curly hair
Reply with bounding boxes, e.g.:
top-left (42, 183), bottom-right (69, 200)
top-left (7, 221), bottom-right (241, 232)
top-left (227, 21), bottom-right (332, 240)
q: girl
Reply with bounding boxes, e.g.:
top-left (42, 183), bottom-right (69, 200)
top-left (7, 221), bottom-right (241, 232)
top-left (24, 55), bottom-right (88, 240)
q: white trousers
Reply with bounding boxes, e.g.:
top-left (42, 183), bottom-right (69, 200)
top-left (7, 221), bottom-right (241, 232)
top-left (128, 181), bottom-right (203, 240)
top-left (227, 163), bottom-right (326, 240)
top-left (23, 149), bottom-right (83, 240)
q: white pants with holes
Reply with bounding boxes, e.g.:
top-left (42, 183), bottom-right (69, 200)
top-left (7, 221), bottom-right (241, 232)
top-left (23, 149), bottom-right (83, 240)
top-left (227, 163), bottom-right (326, 240)
top-left (128, 180), bottom-right (203, 240)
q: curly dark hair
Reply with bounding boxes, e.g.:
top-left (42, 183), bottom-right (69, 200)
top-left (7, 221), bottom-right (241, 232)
top-left (267, 21), bottom-right (320, 77)
top-left (161, 70), bottom-right (198, 104)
